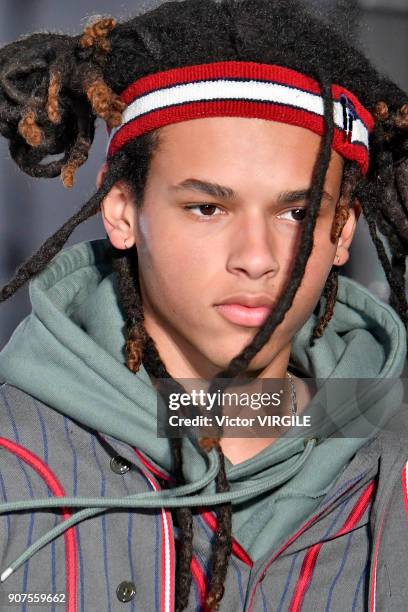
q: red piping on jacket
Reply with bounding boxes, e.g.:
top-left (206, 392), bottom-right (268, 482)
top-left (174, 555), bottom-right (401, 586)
top-left (288, 479), bottom-right (376, 612)
top-left (133, 448), bottom-right (173, 482)
top-left (132, 449), bottom-right (175, 612)
top-left (402, 461), bottom-right (408, 522)
top-left (133, 448), bottom-right (210, 609)
top-left (247, 476), bottom-right (375, 612)
top-left (369, 504), bottom-right (386, 612)
top-left (198, 508), bottom-right (253, 567)
top-left (0, 437), bottom-right (78, 612)
top-left (174, 539), bottom-right (208, 611)
top-left (368, 464), bottom-right (408, 612)
top-left (134, 448), bottom-right (255, 610)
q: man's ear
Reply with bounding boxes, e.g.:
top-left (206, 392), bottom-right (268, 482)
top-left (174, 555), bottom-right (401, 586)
top-left (335, 198), bottom-right (362, 266)
top-left (96, 162), bottom-right (108, 190)
top-left (96, 164), bottom-right (137, 250)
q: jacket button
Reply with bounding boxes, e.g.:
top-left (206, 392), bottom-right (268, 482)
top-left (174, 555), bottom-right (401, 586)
top-left (116, 581), bottom-right (136, 602)
top-left (110, 456), bottom-right (132, 475)
top-left (259, 571), bottom-right (267, 582)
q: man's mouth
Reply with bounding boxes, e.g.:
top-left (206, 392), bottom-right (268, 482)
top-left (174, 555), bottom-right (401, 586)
top-left (214, 303), bottom-right (272, 327)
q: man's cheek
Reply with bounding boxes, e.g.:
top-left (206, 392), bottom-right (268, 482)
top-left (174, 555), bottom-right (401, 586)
top-left (165, 252), bottom-right (215, 283)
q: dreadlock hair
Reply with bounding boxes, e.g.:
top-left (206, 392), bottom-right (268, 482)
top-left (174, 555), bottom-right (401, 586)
top-left (1, 1), bottom-right (408, 609)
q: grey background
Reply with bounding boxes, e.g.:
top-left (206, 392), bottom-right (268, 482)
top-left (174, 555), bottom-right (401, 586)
top-left (0, 0), bottom-right (407, 350)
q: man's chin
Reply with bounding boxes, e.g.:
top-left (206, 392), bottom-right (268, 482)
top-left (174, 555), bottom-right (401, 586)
top-left (204, 351), bottom-right (275, 379)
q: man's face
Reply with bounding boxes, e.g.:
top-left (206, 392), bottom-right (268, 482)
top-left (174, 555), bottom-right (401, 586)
top-left (105, 118), bottom-right (356, 379)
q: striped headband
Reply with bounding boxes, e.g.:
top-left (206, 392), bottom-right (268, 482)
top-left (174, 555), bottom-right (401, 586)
top-left (107, 61), bottom-right (375, 175)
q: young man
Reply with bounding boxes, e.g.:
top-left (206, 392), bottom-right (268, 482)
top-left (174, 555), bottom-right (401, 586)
top-left (0, 1), bottom-right (407, 611)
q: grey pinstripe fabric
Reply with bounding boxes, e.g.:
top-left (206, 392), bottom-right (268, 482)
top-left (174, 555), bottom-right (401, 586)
top-left (1, 383), bottom-right (408, 611)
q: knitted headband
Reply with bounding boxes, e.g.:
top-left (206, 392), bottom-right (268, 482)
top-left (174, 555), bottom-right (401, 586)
top-left (106, 61), bottom-right (375, 175)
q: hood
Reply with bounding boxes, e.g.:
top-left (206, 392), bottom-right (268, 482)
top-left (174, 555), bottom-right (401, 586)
top-left (0, 237), bottom-right (406, 577)
top-left (0, 238), bottom-right (405, 452)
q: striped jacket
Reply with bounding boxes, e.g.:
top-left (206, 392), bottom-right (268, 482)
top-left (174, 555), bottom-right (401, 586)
top-left (1, 382), bottom-right (408, 612)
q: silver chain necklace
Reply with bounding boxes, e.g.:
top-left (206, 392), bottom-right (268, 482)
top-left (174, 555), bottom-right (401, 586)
top-left (287, 371), bottom-right (298, 417)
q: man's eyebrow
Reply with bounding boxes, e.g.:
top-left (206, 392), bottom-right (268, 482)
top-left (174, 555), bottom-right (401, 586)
top-left (172, 178), bottom-right (236, 200)
top-left (278, 189), bottom-right (334, 204)
top-left (172, 180), bottom-right (334, 205)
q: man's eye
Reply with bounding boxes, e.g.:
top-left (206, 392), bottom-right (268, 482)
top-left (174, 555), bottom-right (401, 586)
top-left (184, 204), bottom-right (307, 222)
top-left (185, 204), bottom-right (223, 217)
top-left (277, 208), bottom-right (307, 223)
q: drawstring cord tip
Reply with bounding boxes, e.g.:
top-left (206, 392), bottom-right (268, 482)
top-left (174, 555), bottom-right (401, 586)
top-left (1, 567), bottom-right (13, 582)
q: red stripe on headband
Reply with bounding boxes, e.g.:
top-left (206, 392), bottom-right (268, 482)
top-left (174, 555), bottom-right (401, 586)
top-left (121, 62), bottom-right (323, 101)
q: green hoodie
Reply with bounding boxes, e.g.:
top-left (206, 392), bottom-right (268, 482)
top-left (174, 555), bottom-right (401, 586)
top-left (0, 238), bottom-right (405, 560)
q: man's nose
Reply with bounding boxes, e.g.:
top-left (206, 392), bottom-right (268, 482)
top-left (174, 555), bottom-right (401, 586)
top-left (226, 214), bottom-right (280, 280)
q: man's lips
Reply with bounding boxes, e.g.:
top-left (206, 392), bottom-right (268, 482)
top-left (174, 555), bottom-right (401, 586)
top-left (214, 303), bottom-right (272, 327)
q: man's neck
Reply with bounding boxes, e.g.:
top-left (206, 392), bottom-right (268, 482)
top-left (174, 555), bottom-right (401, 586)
top-left (219, 372), bottom-right (312, 465)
